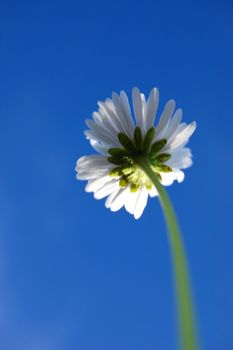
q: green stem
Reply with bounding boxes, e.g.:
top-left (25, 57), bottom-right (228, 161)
top-left (137, 157), bottom-right (199, 350)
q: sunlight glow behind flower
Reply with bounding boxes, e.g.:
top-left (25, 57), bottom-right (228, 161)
top-left (76, 87), bottom-right (196, 219)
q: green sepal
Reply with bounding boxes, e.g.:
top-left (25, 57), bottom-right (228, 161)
top-left (150, 158), bottom-right (159, 167)
top-left (130, 183), bottom-right (140, 192)
top-left (107, 157), bottom-right (123, 165)
top-left (118, 133), bottom-right (136, 153)
top-left (155, 153), bottom-right (171, 163)
top-left (155, 172), bottom-right (162, 181)
top-left (134, 127), bottom-right (142, 150)
top-left (119, 177), bottom-right (128, 187)
top-left (109, 167), bottom-right (122, 177)
top-left (108, 148), bottom-right (128, 158)
top-left (157, 164), bottom-right (172, 173)
top-left (142, 127), bottom-right (155, 153)
top-left (150, 139), bottom-right (167, 157)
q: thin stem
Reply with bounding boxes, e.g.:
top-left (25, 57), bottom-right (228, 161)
top-left (137, 156), bottom-right (199, 350)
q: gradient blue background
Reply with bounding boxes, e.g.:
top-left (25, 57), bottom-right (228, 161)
top-left (1, 0), bottom-right (233, 349)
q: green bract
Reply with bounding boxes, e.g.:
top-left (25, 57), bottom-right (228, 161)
top-left (108, 127), bottom-right (171, 192)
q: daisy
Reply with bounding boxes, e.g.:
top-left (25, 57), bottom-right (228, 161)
top-left (75, 87), bottom-right (196, 219)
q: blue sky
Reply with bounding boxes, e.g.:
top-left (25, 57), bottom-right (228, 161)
top-left (1, 0), bottom-right (233, 349)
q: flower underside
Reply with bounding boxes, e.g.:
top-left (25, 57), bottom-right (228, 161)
top-left (108, 126), bottom-right (172, 192)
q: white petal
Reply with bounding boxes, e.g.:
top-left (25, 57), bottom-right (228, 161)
top-left (105, 188), bottom-right (121, 208)
top-left (160, 170), bottom-right (185, 186)
top-left (76, 156), bottom-right (112, 180)
top-left (89, 140), bottom-right (108, 155)
top-left (124, 190), bottom-right (140, 214)
top-left (155, 99), bottom-right (176, 139)
top-left (98, 108), bottom-right (120, 134)
top-left (94, 180), bottom-right (119, 200)
top-left (76, 169), bottom-right (109, 180)
top-left (119, 91), bottom-right (135, 131)
top-left (112, 92), bottom-right (132, 137)
top-left (146, 88), bottom-right (159, 129)
top-left (76, 155), bottom-right (109, 168)
top-left (163, 123), bottom-right (187, 152)
top-left (141, 93), bottom-right (147, 135)
top-left (166, 122), bottom-right (196, 151)
top-left (168, 146), bottom-right (191, 159)
top-left (84, 130), bottom-right (118, 147)
top-left (92, 111), bottom-right (103, 124)
top-left (134, 187), bottom-right (148, 219)
top-left (86, 119), bottom-right (118, 144)
top-left (132, 87), bottom-right (143, 129)
top-left (77, 165), bottom-right (111, 174)
top-left (148, 185), bottom-right (158, 198)
top-left (89, 112), bottom-right (119, 139)
top-left (98, 100), bottom-right (124, 134)
top-left (110, 187), bottom-right (130, 212)
top-left (164, 108), bottom-right (183, 141)
top-left (85, 175), bottom-right (112, 192)
top-left (167, 147), bottom-right (193, 169)
top-left (160, 172), bottom-right (176, 186)
top-left (174, 170), bottom-right (185, 183)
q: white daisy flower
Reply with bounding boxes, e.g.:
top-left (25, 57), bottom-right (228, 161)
top-left (76, 87), bottom-right (196, 219)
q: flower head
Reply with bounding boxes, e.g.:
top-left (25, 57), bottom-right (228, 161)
top-left (76, 87), bottom-right (196, 219)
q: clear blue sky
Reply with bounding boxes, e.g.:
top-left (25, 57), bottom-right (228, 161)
top-left (1, 0), bottom-right (233, 349)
